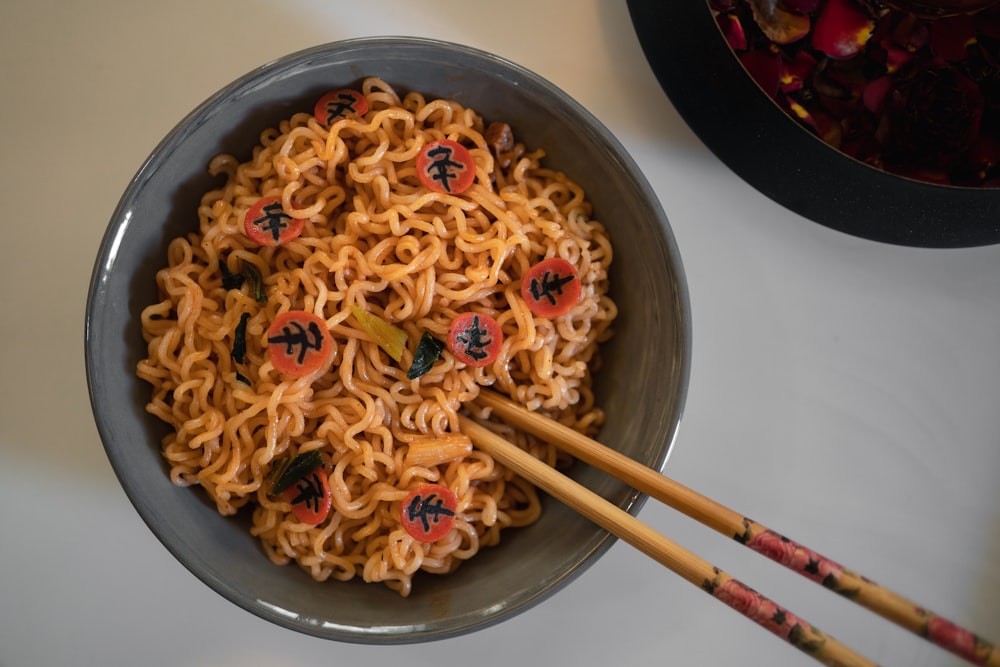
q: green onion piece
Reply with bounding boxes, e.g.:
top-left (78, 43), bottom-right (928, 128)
top-left (232, 312), bottom-right (251, 364)
top-left (219, 260), bottom-right (245, 290)
top-left (407, 332), bottom-right (445, 379)
top-left (269, 449), bottom-right (325, 496)
top-left (235, 372), bottom-right (251, 385)
top-left (350, 305), bottom-right (407, 362)
top-left (244, 263), bottom-right (267, 304)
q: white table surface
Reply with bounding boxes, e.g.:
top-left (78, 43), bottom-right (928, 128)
top-left (3, 1), bottom-right (999, 665)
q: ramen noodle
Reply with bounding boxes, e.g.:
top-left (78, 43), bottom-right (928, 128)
top-left (136, 77), bottom-right (616, 596)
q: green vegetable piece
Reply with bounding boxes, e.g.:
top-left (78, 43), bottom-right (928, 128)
top-left (235, 371), bottom-right (251, 385)
top-left (219, 260), bottom-right (245, 290)
top-left (350, 305), bottom-right (407, 362)
top-left (232, 312), bottom-right (251, 364)
top-left (269, 449), bottom-right (325, 496)
top-left (244, 263), bottom-right (267, 304)
top-left (407, 332), bottom-right (445, 379)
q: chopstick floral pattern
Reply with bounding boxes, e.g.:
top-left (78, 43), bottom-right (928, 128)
top-left (702, 569), bottom-right (831, 657)
top-left (734, 517), bottom-right (996, 665)
top-left (736, 520), bottom-right (860, 597)
top-left (921, 611), bottom-right (993, 665)
top-left (473, 389), bottom-right (999, 666)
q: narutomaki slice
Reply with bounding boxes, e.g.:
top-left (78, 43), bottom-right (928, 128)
top-left (313, 89), bottom-right (368, 125)
top-left (244, 196), bottom-right (304, 246)
top-left (447, 312), bottom-right (503, 367)
top-left (521, 257), bottom-right (582, 318)
top-left (400, 484), bottom-right (458, 542)
top-left (266, 311), bottom-right (333, 376)
top-left (417, 139), bottom-right (476, 194)
top-left (282, 468), bottom-right (332, 526)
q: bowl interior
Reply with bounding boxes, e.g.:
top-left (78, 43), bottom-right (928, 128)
top-left (86, 37), bottom-right (690, 642)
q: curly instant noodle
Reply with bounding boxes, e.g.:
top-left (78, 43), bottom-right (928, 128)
top-left (136, 77), bottom-right (616, 596)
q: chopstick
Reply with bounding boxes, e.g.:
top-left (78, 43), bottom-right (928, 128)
top-left (458, 415), bottom-right (875, 667)
top-left (468, 389), bottom-right (1000, 667)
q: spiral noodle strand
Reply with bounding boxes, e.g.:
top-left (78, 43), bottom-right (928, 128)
top-left (137, 77), bottom-right (615, 596)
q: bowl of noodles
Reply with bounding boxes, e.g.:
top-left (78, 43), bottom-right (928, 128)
top-left (85, 37), bottom-right (690, 642)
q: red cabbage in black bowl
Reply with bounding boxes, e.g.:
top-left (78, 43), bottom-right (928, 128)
top-left (628, 0), bottom-right (1000, 247)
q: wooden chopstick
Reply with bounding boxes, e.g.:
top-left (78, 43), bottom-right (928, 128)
top-left (471, 389), bottom-right (1000, 667)
top-left (458, 415), bottom-right (876, 667)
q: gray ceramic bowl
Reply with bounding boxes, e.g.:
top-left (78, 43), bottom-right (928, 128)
top-left (85, 36), bottom-right (690, 643)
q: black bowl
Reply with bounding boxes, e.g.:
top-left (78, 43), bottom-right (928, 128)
top-left (628, 0), bottom-right (1000, 248)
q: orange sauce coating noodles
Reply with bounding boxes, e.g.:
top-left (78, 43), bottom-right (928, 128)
top-left (136, 77), bottom-right (617, 596)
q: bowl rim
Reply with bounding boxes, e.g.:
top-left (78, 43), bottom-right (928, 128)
top-left (85, 35), bottom-right (692, 642)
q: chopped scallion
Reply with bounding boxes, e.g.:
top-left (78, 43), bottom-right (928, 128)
top-left (407, 332), bottom-right (445, 379)
top-left (219, 260), bottom-right (245, 290)
top-left (232, 312), bottom-right (251, 364)
top-left (244, 263), bottom-right (267, 304)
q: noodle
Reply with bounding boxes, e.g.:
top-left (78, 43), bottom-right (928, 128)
top-left (136, 77), bottom-right (617, 596)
